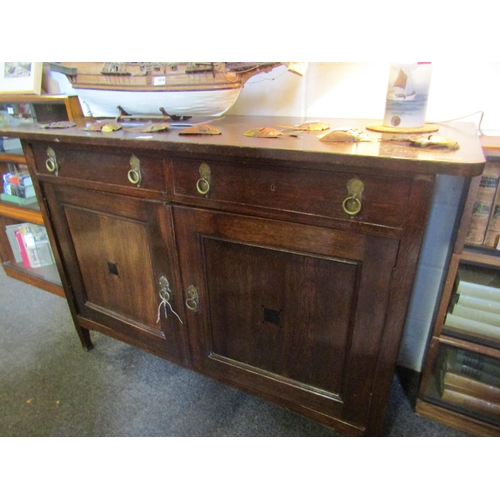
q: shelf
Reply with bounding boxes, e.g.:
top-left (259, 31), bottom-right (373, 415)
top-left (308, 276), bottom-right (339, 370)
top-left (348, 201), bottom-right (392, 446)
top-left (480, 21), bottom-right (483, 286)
top-left (481, 135), bottom-right (500, 154)
top-left (417, 149), bottom-right (500, 435)
top-left (0, 94), bottom-right (81, 300)
top-left (462, 246), bottom-right (500, 268)
top-left (418, 344), bottom-right (500, 435)
top-left (0, 94), bottom-right (83, 123)
top-left (440, 330), bottom-right (500, 359)
top-left (416, 399), bottom-right (500, 436)
top-left (3, 261), bottom-right (63, 297)
top-left (0, 149), bottom-right (25, 163)
top-left (0, 200), bottom-right (42, 224)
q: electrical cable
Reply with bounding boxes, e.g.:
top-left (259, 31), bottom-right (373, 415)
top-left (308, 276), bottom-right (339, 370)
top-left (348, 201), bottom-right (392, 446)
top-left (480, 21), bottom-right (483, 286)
top-left (427, 111), bottom-right (485, 135)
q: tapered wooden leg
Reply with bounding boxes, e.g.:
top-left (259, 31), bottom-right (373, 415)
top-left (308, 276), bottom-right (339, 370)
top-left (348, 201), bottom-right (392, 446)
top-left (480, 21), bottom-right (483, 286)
top-left (77, 326), bottom-right (94, 351)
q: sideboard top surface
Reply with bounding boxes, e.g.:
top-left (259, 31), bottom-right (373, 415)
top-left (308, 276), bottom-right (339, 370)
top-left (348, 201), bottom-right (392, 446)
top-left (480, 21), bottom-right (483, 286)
top-left (1, 115), bottom-right (485, 177)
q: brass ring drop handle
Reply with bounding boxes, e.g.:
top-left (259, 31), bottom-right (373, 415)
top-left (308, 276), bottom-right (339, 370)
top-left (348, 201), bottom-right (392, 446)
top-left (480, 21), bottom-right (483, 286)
top-left (46, 147), bottom-right (58, 175)
top-left (196, 177), bottom-right (210, 195)
top-left (128, 154), bottom-right (142, 186)
top-left (186, 297), bottom-right (198, 311)
top-left (196, 162), bottom-right (211, 196)
top-left (46, 158), bottom-right (57, 172)
top-left (342, 178), bottom-right (364, 216)
top-left (127, 169), bottom-right (141, 185)
top-left (185, 285), bottom-right (199, 312)
top-left (342, 196), bottom-right (362, 215)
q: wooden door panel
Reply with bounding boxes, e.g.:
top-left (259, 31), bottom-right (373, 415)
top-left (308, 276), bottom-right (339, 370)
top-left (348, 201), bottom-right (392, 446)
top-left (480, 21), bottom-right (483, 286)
top-left (175, 206), bottom-right (399, 430)
top-left (65, 207), bottom-right (158, 331)
top-left (42, 183), bottom-right (187, 363)
top-left (204, 238), bottom-right (359, 397)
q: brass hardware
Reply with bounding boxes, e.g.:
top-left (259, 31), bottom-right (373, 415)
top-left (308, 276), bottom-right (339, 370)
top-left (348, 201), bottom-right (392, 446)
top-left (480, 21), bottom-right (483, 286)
top-left (185, 285), bottom-right (199, 311)
top-left (46, 146), bottom-right (58, 175)
top-left (157, 276), bottom-right (184, 324)
top-left (159, 276), bottom-right (172, 302)
top-left (342, 178), bottom-right (364, 216)
top-left (128, 154), bottom-right (142, 186)
top-left (196, 162), bottom-right (211, 195)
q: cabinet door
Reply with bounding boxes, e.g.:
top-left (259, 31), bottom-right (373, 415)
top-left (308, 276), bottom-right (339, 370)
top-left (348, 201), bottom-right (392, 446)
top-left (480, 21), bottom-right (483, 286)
top-left (174, 207), bottom-right (400, 434)
top-left (43, 183), bottom-right (188, 364)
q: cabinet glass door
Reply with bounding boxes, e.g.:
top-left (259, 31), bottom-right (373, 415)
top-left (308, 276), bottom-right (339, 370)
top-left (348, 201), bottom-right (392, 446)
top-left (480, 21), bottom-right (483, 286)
top-left (444, 262), bottom-right (500, 350)
top-left (423, 344), bottom-right (500, 427)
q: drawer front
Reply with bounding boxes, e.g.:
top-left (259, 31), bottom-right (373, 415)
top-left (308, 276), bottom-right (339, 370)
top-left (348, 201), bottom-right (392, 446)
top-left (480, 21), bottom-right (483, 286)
top-left (31, 143), bottom-right (166, 193)
top-left (170, 157), bottom-right (412, 228)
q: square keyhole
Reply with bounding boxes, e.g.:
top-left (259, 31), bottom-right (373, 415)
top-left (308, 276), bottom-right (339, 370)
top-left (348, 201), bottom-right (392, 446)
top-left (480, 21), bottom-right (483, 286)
top-left (107, 261), bottom-right (119, 276)
top-left (263, 307), bottom-right (281, 327)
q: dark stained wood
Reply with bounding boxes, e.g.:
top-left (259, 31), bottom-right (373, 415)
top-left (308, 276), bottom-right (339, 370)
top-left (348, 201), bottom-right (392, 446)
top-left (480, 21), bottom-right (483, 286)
top-left (366, 173), bottom-right (436, 434)
top-left (42, 183), bottom-right (189, 363)
top-left (6, 115), bottom-right (485, 436)
top-left (30, 142), bottom-right (167, 200)
top-left (169, 156), bottom-right (412, 229)
top-left (174, 206), bottom-right (399, 432)
top-left (1, 116), bottom-right (485, 177)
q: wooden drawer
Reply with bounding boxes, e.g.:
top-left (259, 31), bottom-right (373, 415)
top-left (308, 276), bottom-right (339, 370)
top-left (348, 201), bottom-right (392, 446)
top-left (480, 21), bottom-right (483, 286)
top-left (30, 143), bottom-right (166, 194)
top-left (170, 157), bottom-right (412, 228)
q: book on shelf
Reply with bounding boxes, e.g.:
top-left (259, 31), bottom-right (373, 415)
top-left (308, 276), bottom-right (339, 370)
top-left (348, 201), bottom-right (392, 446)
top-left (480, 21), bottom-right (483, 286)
top-left (0, 137), bottom-right (22, 152)
top-left (442, 370), bottom-right (500, 403)
top-left (4, 222), bottom-right (55, 268)
top-left (441, 348), bottom-right (500, 390)
top-left (439, 348), bottom-right (500, 418)
top-left (447, 279), bottom-right (500, 342)
top-left (484, 183), bottom-right (500, 248)
top-left (441, 388), bottom-right (500, 418)
top-left (0, 192), bottom-right (38, 206)
top-left (445, 312), bottom-right (500, 342)
top-left (465, 162), bottom-right (500, 245)
top-left (5, 162), bottom-right (27, 175)
top-left (441, 350), bottom-right (500, 403)
top-left (14, 229), bottom-right (31, 267)
top-left (2, 170), bottom-right (34, 199)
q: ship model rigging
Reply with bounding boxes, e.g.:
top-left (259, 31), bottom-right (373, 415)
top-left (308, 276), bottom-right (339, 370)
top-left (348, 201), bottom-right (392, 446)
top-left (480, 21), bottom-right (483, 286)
top-left (49, 62), bottom-right (307, 119)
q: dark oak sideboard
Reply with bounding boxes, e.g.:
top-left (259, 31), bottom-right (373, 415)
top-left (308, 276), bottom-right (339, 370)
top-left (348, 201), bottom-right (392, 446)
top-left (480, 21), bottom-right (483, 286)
top-left (1, 115), bottom-right (485, 436)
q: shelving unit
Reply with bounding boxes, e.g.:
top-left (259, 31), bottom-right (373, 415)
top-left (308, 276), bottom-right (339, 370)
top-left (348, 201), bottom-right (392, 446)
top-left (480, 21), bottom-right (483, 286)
top-left (417, 143), bottom-right (500, 436)
top-left (0, 94), bottom-right (83, 297)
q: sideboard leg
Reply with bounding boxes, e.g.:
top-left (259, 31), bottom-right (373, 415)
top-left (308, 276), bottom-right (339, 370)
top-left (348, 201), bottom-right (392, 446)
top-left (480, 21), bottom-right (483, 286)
top-left (77, 327), bottom-right (94, 351)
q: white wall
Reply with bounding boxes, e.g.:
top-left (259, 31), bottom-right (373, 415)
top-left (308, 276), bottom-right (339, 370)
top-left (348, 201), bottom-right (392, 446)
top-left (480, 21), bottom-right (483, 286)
top-left (231, 62), bottom-right (499, 371)
top-left (230, 62), bottom-right (500, 134)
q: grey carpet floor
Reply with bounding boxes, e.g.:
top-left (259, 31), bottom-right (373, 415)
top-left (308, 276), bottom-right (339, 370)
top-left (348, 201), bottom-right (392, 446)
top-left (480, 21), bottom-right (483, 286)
top-left (0, 265), bottom-right (470, 437)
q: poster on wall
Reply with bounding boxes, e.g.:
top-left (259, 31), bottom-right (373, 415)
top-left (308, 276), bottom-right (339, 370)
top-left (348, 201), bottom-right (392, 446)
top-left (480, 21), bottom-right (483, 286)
top-left (0, 62), bottom-right (43, 94)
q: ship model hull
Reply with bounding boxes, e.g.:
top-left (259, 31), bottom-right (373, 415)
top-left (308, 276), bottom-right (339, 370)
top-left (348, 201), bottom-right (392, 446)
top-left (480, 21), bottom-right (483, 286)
top-left (51, 62), bottom-right (284, 118)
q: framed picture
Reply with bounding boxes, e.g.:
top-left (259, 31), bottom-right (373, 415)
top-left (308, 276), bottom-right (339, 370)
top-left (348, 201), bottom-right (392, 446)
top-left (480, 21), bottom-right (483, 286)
top-left (0, 62), bottom-right (43, 94)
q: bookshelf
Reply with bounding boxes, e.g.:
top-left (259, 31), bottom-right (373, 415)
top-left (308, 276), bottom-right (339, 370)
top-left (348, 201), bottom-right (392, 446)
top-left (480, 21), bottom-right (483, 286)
top-left (0, 94), bottom-right (83, 297)
top-left (417, 143), bottom-right (500, 436)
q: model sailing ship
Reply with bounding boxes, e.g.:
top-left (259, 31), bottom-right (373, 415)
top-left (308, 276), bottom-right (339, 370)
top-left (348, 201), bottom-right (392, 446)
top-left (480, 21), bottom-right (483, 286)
top-left (50, 62), bottom-right (306, 118)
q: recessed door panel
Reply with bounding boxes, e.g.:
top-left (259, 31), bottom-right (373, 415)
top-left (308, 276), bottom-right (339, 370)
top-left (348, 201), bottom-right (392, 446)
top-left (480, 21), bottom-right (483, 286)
top-left (204, 238), bottom-right (359, 397)
top-left (65, 207), bottom-right (158, 330)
